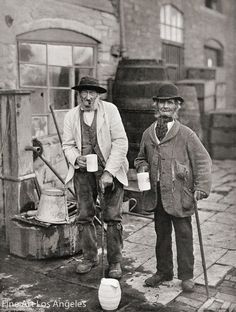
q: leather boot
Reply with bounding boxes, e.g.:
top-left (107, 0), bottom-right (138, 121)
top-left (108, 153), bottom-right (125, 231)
top-left (181, 279), bottom-right (195, 292)
top-left (145, 272), bottom-right (173, 287)
top-left (108, 263), bottom-right (122, 279)
top-left (76, 257), bottom-right (99, 274)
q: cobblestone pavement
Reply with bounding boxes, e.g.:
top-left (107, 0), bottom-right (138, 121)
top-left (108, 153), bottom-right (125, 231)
top-left (0, 160), bottom-right (235, 311)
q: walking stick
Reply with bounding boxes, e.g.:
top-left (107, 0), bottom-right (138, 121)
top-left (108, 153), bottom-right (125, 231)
top-left (99, 191), bottom-right (106, 278)
top-left (194, 198), bottom-right (209, 298)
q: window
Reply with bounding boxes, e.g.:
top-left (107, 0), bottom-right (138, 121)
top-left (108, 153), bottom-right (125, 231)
top-left (205, 0), bottom-right (222, 12)
top-left (204, 39), bottom-right (223, 67)
top-left (160, 5), bottom-right (184, 44)
top-left (160, 5), bottom-right (184, 81)
top-left (17, 29), bottom-right (97, 114)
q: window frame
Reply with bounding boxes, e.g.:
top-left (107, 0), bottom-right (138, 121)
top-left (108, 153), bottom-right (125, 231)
top-left (17, 38), bottom-right (98, 112)
top-left (160, 4), bottom-right (184, 44)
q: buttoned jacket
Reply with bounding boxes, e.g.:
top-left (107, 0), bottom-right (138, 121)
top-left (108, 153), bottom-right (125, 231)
top-left (134, 120), bottom-right (212, 217)
top-left (62, 100), bottom-right (129, 186)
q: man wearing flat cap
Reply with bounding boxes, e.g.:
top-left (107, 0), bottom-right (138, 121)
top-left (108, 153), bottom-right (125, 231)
top-left (62, 76), bottom-right (128, 278)
top-left (135, 82), bottom-right (212, 292)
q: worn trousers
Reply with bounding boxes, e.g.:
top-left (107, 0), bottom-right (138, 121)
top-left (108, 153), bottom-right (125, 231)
top-left (73, 169), bottom-right (124, 264)
top-left (154, 183), bottom-right (194, 281)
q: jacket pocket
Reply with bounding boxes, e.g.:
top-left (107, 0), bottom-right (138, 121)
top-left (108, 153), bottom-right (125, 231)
top-left (182, 186), bottom-right (194, 210)
top-left (174, 160), bottom-right (189, 180)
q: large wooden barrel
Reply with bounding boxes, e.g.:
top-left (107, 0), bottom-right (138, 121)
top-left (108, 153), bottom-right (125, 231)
top-left (112, 59), bottom-right (168, 167)
top-left (177, 85), bottom-right (203, 139)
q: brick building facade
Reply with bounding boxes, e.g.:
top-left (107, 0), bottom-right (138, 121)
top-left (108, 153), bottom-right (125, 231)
top-left (0, 0), bottom-right (235, 109)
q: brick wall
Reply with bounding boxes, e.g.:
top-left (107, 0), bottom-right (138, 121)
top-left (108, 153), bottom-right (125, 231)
top-left (0, 0), bottom-right (120, 90)
top-left (123, 0), bottom-right (236, 109)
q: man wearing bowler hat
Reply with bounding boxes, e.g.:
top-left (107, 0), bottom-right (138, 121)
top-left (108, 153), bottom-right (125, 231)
top-left (134, 82), bottom-right (212, 292)
top-left (62, 76), bottom-right (128, 278)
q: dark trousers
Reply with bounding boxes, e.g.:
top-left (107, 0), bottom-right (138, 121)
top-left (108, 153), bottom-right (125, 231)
top-left (154, 183), bottom-right (194, 281)
top-left (73, 170), bottom-right (124, 264)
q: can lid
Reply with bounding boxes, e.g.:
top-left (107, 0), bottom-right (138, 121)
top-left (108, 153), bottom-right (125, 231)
top-left (41, 188), bottom-right (65, 196)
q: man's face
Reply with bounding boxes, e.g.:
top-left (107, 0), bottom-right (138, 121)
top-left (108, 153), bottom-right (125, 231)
top-left (155, 99), bottom-right (178, 118)
top-left (79, 89), bottom-right (99, 111)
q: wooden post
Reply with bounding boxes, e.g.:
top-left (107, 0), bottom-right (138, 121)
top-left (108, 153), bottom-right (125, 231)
top-left (0, 90), bottom-right (35, 243)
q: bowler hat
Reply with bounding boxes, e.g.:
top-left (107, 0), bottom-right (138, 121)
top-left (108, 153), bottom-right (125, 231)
top-left (71, 76), bottom-right (107, 94)
top-left (153, 82), bottom-right (184, 103)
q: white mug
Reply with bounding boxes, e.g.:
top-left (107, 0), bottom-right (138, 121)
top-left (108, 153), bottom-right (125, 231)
top-left (86, 154), bottom-right (98, 172)
top-left (137, 172), bottom-right (151, 191)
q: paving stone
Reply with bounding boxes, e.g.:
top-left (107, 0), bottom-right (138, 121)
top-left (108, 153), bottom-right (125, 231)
top-left (220, 301), bottom-right (232, 311)
top-left (138, 256), bottom-right (156, 274)
top-left (168, 301), bottom-right (196, 312)
top-left (220, 280), bottom-right (236, 288)
top-left (218, 286), bottom-right (236, 296)
top-left (122, 214), bottom-right (152, 239)
top-left (175, 295), bottom-right (203, 308)
top-left (192, 210), bottom-right (216, 225)
top-left (217, 251), bottom-right (236, 267)
top-left (215, 292), bottom-right (236, 304)
top-left (206, 193), bottom-right (225, 203)
top-left (197, 201), bottom-right (230, 212)
top-left (213, 185), bottom-right (233, 193)
top-left (226, 205), bottom-right (236, 214)
top-left (209, 212), bottom-right (236, 226)
top-left (125, 272), bottom-right (182, 305)
top-left (196, 221), bottom-right (236, 249)
top-left (195, 264), bottom-right (233, 287)
top-left (198, 298), bottom-right (218, 312)
top-left (220, 190), bottom-right (236, 205)
top-left (125, 223), bottom-right (156, 247)
top-left (193, 245), bottom-right (226, 278)
top-left (122, 241), bottom-right (155, 270)
top-left (216, 174), bottom-right (236, 185)
top-left (214, 160), bottom-right (236, 171)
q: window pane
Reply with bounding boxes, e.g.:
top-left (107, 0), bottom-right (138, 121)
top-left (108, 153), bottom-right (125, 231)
top-left (20, 64), bottom-right (46, 86)
top-left (160, 7), bottom-right (165, 23)
top-left (19, 43), bottom-right (46, 63)
top-left (166, 5), bottom-right (171, 24)
top-left (177, 13), bottom-right (183, 28)
top-left (172, 11), bottom-right (177, 27)
top-left (48, 45), bottom-right (72, 66)
top-left (50, 89), bottom-right (70, 110)
top-left (74, 47), bottom-right (93, 66)
top-left (171, 27), bottom-right (177, 42)
top-left (49, 66), bottom-right (71, 87)
top-left (160, 24), bottom-right (165, 39)
top-left (74, 68), bottom-right (94, 86)
top-left (166, 25), bottom-right (171, 40)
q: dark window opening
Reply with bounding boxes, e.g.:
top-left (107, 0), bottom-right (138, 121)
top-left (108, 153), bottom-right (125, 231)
top-left (205, 0), bottom-right (222, 12)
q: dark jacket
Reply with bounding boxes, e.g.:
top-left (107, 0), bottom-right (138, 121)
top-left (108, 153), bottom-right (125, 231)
top-left (134, 120), bottom-right (212, 217)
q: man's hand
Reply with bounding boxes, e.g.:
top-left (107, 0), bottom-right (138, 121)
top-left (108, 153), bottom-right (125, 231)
top-left (76, 156), bottom-right (87, 168)
top-left (194, 190), bottom-right (207, 201)
top-left (99, 171), bottom-right (113, 194)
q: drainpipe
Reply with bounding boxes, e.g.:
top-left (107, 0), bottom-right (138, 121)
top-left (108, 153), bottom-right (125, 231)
top-left (119, 0), bottom-right (128, 58)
